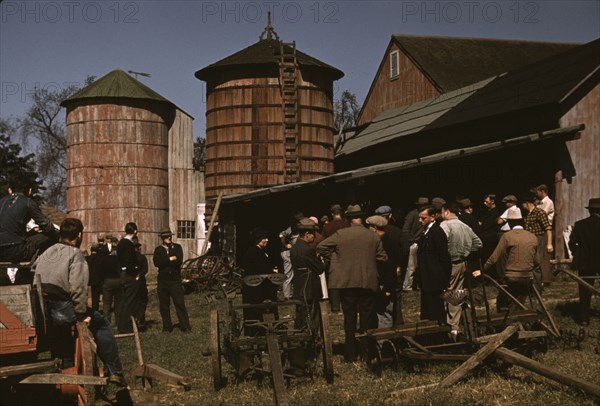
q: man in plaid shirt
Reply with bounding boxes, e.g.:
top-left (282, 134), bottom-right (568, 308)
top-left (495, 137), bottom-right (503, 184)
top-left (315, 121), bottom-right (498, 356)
top-left (522, 195), bottom-right (553, 285)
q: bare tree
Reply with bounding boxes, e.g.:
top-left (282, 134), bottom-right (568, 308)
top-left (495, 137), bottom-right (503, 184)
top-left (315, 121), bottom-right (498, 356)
top-left (333, 90), bottom-right (361, 154)
top-left (333, 90), bottom-right (361, 132)
top-left (18, 76), bottom-right (94, 209)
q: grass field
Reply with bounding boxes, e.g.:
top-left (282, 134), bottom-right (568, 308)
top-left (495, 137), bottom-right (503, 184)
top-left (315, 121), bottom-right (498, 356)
top-left (102, 273), bottom-right (599, 406)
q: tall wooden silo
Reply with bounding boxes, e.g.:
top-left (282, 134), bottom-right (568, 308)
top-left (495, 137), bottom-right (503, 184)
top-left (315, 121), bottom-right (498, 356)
top-left (195, 24), bottom-right (344, 201)
top-left (61, 69), bottom-right (176, 252)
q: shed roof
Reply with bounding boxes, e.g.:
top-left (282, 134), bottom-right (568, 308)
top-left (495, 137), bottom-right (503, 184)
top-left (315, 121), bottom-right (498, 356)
top-left (392, 35), bottom-right (579, 92)
top-left (219, 125), bottom-right (583, 205)
top-left (338, 38), bottom-right (600, 159)
top-left (61, 69), bottom-right (176, 108)
top-left (195, 39), bottom-right (344, 81)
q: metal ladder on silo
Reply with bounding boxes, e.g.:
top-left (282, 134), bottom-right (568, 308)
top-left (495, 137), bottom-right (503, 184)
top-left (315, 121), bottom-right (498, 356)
top-left (279, 41), bottom-right (300, 184)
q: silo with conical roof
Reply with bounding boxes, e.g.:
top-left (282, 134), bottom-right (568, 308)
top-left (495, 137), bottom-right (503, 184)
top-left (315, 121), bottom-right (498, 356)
top-left (61, 69), bottom-right (175, 250)
top-left (195, 24), bottom-right (344, 201)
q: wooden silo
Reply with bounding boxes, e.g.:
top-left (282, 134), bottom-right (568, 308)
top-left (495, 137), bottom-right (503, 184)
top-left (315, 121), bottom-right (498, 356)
top-left (61, 69), bottom-right (175, 252)
top-left (195, 25), bottom-right (344, 201)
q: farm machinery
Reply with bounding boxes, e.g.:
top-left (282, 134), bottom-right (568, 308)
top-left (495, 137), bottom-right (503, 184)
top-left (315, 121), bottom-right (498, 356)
top-left (206, 273), bottom-right (334, 406)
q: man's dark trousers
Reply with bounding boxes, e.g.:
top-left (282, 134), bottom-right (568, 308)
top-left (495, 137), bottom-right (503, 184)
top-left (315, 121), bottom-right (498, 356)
top-left (158, 277), bottom-right (190, 331)
top-left (340, 288), bottom-right (377, 362)
top-left (117, 273), bottom-right (140, 333)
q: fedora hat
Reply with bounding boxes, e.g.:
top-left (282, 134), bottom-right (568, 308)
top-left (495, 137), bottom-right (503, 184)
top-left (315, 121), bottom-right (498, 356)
top-left (159, 229), bottom-right (173, 238)
top-left (344, 204), bottom-right (365, 218)
top-left (415, 197), bottom-right (429, 206)
top-left (585, 198), bottom-right (600, 210)
top-left (295, 218), bottom-right (319, 231)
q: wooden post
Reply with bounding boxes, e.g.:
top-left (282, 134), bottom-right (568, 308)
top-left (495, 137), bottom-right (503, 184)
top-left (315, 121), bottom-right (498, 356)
top-left (530, 284), bottom-right (561, 337)
top-left (202, 193), bottom-right (223, 256)
top-left (495, 347), bottom-right (600, 398)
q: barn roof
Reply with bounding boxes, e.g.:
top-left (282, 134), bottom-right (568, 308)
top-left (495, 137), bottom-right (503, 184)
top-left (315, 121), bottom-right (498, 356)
top-left (195, 39), bottom-right (344, 81)
top-left (392, 35), bottom-right (579, 92)
top-left (61, 69), bottom-right (176, 108)
top-left (337, 38), bottom-right (600, 161)
top-left (219, 125), bottom-right (583, 205)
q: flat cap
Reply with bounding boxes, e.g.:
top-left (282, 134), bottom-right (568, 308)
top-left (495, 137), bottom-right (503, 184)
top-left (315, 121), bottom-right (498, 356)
top-left (502, 195), bottom-right (518, 203)
top-left (431, 197), bottom-right (446, 209)
top-left (374, 205), bottom-right (392, 215)
top-left (366, 215), bottom-right (388, 229)
top-left (458, 198), bottom-right (472, 208)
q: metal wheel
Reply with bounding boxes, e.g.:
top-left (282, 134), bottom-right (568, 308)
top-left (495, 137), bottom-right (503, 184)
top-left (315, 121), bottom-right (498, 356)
top-left (319, 301), bottom-right (334, 384)
top-left (210, 309), bottom-right (223, 390)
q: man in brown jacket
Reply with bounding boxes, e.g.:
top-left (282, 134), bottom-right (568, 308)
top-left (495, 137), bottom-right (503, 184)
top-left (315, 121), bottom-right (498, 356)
top-left (317, 205), bottom-right (387, 362)
top-left (477, 209), bottom-right (538, 311)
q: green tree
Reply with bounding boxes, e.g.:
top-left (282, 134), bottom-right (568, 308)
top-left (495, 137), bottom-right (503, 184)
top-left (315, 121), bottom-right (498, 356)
top-left (18, 76), bottom-right (95, 209)
top-left (0, 119), bottom-right (43, 201)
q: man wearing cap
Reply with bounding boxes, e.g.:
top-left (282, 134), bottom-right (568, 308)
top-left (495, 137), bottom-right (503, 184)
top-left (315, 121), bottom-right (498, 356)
top-left (290, 219), bottom-right (325, 331)
top-left (522, 195), bottom-right (553, 285)
top-left (457, 198), bottom-right (478, 232)
top-left (401, 197), bottom-right (430, 291)
top-left (153, 229), bottom-right (191, 332)
top-left (116, 223), bottom-right (141, 333)
top-left (322, 204), bottom-right (349, 313)
top-left (477, 209), bottom-right (538, 311)
top-left (568, 198), bottom-right (600, 326)
top-left (366, 215), bottom-right (396, 328)
top-left (374, 206), bottom-right (404, 325)
top-left (100, 239), bottom-right (121, 325)
top-left (440, 202), bottom-right (482, 338)
top-left (479, 194), bottom-right (501, 269)
top-left (317, 205), bottom-right (387, 362)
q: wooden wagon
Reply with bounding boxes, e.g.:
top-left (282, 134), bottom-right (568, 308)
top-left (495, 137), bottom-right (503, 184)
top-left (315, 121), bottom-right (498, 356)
top-left (0, 263), bottom-right (106, 406)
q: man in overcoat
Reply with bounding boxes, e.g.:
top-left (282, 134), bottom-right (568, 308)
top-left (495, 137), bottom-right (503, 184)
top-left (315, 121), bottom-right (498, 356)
top-left (568, 198), bottom-right (600, 326)
top-left (317, 205), bottom-right (387, 362)
top-left (417, 206), bottom-right (452, 325)
top-left (116, 222), bottom-right (141, 333)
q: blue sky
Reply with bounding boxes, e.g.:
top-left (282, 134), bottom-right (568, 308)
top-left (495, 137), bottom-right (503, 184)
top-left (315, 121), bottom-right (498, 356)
top-left (1, 1), bottom-right (599, 141)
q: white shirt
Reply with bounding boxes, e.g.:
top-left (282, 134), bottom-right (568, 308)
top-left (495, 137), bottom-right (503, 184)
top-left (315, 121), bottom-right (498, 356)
top-left (537, 196), bottom-right (555, 224)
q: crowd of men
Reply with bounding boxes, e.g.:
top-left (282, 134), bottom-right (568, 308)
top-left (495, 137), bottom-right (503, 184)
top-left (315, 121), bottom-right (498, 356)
top-left (242, 185), bottom-right (599, 363)
top-left (0, 178), bottom-right (192, 386)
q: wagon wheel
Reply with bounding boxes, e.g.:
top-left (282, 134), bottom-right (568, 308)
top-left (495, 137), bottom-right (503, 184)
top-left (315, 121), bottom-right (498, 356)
top-left (319, 301), bottom-right (334, 384)
top-left (210, 309), bottom-right (223, 390)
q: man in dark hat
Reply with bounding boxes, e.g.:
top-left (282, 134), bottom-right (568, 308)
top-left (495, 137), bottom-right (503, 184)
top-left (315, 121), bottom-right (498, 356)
top-left (401, 197), bottom-right (430, 291)
top-left (153, 228), bottom-right (191, 332)
top-left (290, 219), bottom-right (324, 331)
top-left (85, 243), bottom-right (103, 312)
top-left (1, 177), bottom-right (58, 283)
top-left (457, 198), bottom-right (478, 232)
top-left (116, 222), bottom-right (141, 333)
top-left (317, 205), bottom-right (387, 362)
top-left (132, 236), bottom-right (148, 329)
top-left (568, 198), bottom-right (600, 326)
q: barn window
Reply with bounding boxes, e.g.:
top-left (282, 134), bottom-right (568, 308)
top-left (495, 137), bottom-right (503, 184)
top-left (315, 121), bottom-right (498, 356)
top-left (390, 50), bottom-right (400, 79)
top-left (177, 220), bottom-right (195, 239)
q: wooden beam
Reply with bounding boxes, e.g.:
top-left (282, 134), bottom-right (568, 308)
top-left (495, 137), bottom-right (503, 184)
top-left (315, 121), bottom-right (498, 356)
top-left (554, 267), bottom-right (600, 296)
top-left (20, 373), bottom-right (107, 386)
top-left (392, 325), bottom-right (518, 397)
top-left (531, 284), bottom-right (561, 337)
top-left (202, 192), bottom-right (223, 255)
top-left (494, 347), bottom-right (600, 398)
top-left (0, 359), bottom-right (60, 378)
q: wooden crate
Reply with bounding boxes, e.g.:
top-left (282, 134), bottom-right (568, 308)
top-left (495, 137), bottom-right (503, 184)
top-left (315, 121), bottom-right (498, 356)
top-left (0, 285), bottom-right (38, 354)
